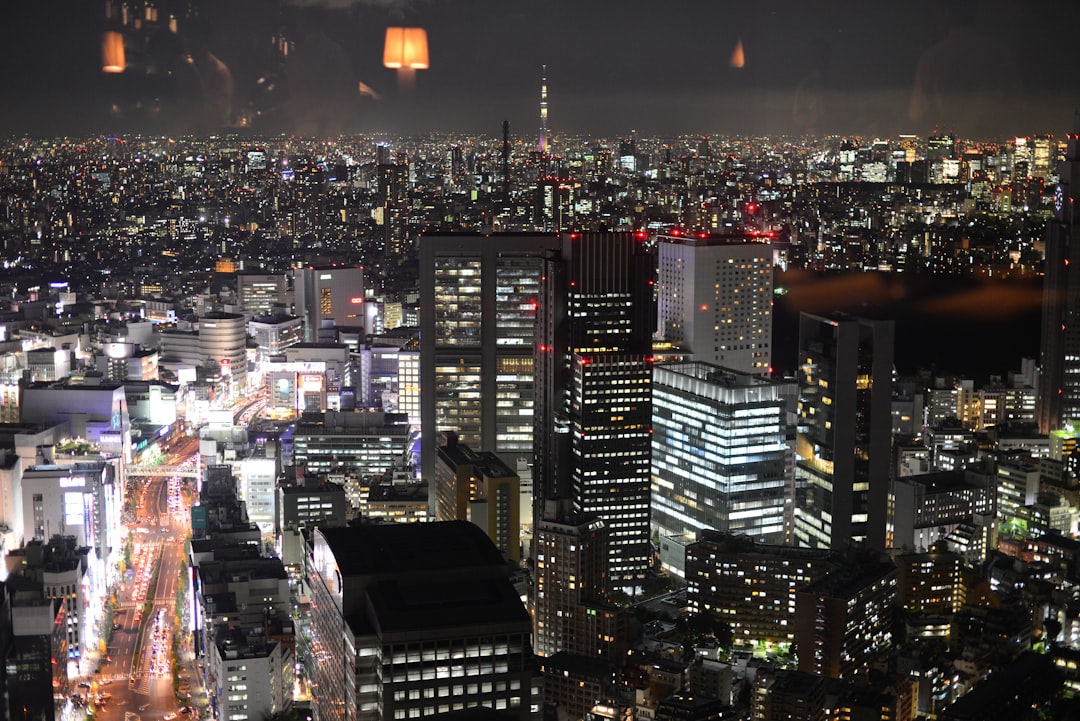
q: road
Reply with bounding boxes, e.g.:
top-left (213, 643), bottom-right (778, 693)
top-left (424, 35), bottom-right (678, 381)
top-left (94, 450), bottom-right (204, 721)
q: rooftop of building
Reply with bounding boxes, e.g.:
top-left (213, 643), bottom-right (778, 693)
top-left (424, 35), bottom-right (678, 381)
top-left (539, 651), bottom-right (618, 680)
top-left (438, 434), bottom-right (516, 480)
top-left (895, 469), bottom-right (984, 493)
top-left (692, 531), bottom-right (838, 563)
top-left (319, 521), bottom-right (505, 579)
top-left (250, 313), bottom-right (301, 325)
top-left (198, 557), bottom-right (288, 585)
top-left (798, 561), bottom-right (896, 600)
top-left (758, 668), bottom-right (826, 695)
top-left (352, 570), bottom-right (528, 636)
top-left (212, 616), bottom-right (293, 660)
top-left (655, 361), bottom-right (786, 389)
top-left (280, 480), bottom-right (346, 496)
top-left (658, 231), bottom-right (775, 246)
top-left (367, 482), bottom-right (428, 502)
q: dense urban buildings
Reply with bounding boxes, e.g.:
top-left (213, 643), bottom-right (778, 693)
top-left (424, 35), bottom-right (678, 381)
top-left (4, 108), bottom-right (1080, 720)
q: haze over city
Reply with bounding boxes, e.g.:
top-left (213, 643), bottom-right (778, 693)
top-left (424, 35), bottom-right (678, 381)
top-left (2, 0), bottom-right (1079, 137)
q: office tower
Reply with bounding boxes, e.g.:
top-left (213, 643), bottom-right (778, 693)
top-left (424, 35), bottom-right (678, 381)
top-left (435, 433), bottom-right (521, 562)
top-left (419, 233), bottom-right (560, 519)
top-left (685, 531), bottom-right (838, 647)
top-left (378, 160), bottom-right (410, 259)
top-left (292, 411), bottom-right (412, 511)
top-left (535, 231), bottom-right (655, 587)
top-left (794, 562), bottom-right (897, 680)
top-left (793, 314), bottom-right (893, 551)
top-left (656, 233), bottom-right (773, 374)
top-left (306, 522), bottom-right (540, 721)
top-left (357, 343), bottom-right (421, 425)
top-left (535, 177), bottom-right (575, 232)
top-left (750, 670), bottom-right (827, 721)
top-left (1039, 118), bottom-right (1080, 433)
top-left (652, 362), bottom-right (791, 547)
top-left (532, 499), bottom-right (626, 660)
top-left (896, 546), bottom-right (965, 615)
top-left (236, 272), bottom-right (288, 315)
top-left (249, 314), bottom-right (303, 361)
top-left (891, 468), bottom-right (995, 553)
top-left (294, 265), bottom-right (365, 343)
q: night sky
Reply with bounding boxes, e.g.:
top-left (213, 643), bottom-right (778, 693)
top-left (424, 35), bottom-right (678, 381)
top-left (1, 0), bottom-right (1078, 138)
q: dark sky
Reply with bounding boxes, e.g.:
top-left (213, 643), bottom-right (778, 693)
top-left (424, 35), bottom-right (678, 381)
top-left (1, 0), bottom-right (1077, 139)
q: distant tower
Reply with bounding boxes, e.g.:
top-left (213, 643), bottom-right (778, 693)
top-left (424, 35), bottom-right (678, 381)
top-left (502, 119), bottom-right (511, 193)
top-left (539, 65), bottom-right (550, 154)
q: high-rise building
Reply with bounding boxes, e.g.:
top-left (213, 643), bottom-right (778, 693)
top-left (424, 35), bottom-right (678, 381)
top-left (657, 233), bottom-right (773, 374)
top-left (306, 522), bottom-right (541, 721)
top-left (419, 232), bottom-right (560, 520)
top-left (535, 231), bottom-right (655, 587)
top-left (531, 499), bottom-right (626, 660)
top-left (793, 314), bottom-right (893, 551)
top-left (294, 266), bottom-right (365, 343)
top-left (1039, 118), bottom-right (1080, 433)
top-left (378, 161), bottom-right (410, 259)
top-left (652, 362), bottom-right (792, 546)
top-left (198, 311), bottom-right (248, 390)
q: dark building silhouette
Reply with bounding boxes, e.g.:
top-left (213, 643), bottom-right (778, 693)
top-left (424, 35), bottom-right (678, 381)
top-left (1039, 115), bottom-right (1080, 433)
top-left (793, 313), bottom-right (893, 551)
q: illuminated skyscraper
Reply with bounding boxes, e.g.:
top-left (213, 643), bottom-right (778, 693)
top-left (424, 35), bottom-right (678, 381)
top-left (657, 232), bottom-right (774, 374)
top-left (651, 362), bottom-right (792, 547)
top-left (419, 233), bottom-right (560, 522)
top-left (793, 313), bottom-right (893, 551)
top-left (378, 159), bottom-right (410, 259)
top-left (535, 231), bottom-right (655, 587)
top-left (1039, 117), bottom-right (1080, 433)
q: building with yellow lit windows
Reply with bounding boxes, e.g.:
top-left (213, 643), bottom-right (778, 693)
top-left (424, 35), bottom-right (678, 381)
top-left (419, 233), bottom-right (559, 524)
top-left (793, 313), bottom-right (893, 551)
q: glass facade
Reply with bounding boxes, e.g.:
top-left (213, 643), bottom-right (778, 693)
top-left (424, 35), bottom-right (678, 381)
top-left (434, 259), bottom-right (482, 346)
top-left (435, 359), bottom-right (483, 448)
top-left (651, 362), bottom-right (790, 545)
top-left (420, 234), bottom-right (560, 490)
